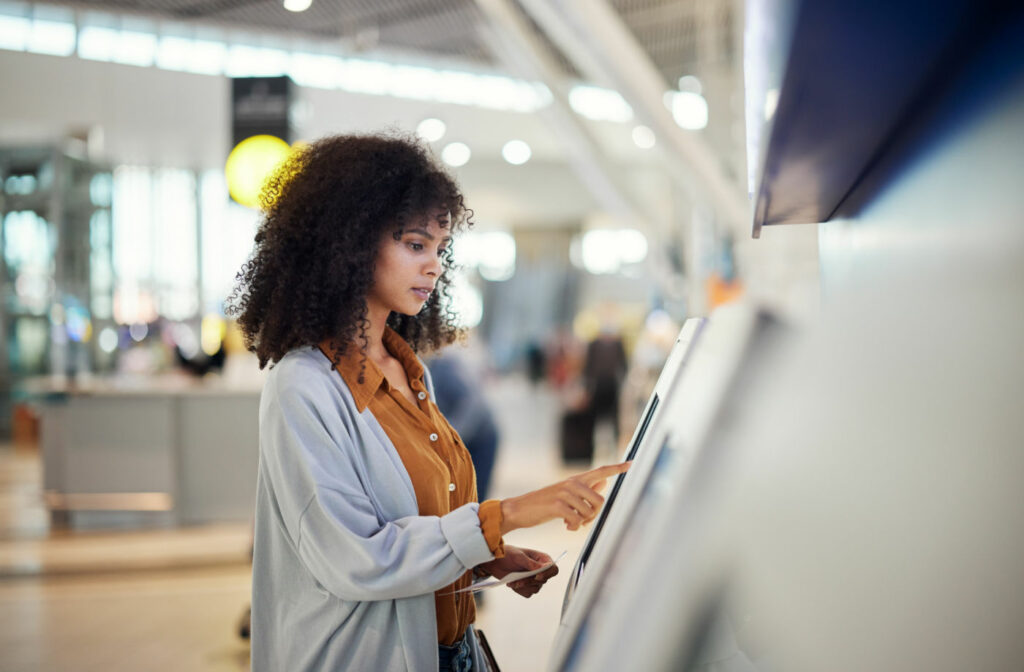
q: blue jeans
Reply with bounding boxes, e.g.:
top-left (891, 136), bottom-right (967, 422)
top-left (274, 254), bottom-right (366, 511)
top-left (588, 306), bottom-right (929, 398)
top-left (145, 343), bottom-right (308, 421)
top-left (438, 631), bottom-right (473, 672)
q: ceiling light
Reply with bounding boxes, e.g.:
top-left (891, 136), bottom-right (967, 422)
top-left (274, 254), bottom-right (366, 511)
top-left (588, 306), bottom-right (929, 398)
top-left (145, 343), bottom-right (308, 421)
top-left (632, 125), bottom-right (656, 149)
top-left (668, 91), bottom-right (709, 130)
top-left (677, 75), bottom-right (703, 95)
top-left (416, 118), bottom-right (447, 142)
top-left (501, 140), bottom-right (531, 165)
top-left (568, 85), bottom-right (633, 122)
top-left (283, 0), bottom-right (313, 12)
top-left (441, 142), bottom-right (471, 167)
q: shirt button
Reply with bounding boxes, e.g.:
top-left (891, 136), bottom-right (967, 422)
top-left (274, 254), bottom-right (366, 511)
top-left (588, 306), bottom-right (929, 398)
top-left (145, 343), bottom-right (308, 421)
top-left (417, 391), bottom-right (426, 400)
top-left (429, 433), bottom-right (439, 442)
top-left (448, 483), bottom-right (456, 492)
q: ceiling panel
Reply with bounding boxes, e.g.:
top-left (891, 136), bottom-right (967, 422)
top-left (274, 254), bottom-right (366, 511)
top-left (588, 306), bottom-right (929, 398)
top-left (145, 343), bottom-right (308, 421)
top-left (53, 0), bottom-right (736, 86)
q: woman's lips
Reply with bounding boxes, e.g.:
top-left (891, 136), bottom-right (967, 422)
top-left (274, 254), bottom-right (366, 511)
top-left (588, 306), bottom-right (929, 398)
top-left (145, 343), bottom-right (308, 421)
top-left (412, 288), bottom-right (432, 301)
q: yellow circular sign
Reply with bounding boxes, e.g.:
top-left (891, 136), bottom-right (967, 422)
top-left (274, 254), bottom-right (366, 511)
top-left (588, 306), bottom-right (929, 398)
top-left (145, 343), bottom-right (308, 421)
top-left (225, 135), bottom-right (292, 209)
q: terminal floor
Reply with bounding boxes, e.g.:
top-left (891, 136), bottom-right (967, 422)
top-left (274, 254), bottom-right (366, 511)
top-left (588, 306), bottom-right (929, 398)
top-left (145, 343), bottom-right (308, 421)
top-left (0, 376), bottom-right (609, 671)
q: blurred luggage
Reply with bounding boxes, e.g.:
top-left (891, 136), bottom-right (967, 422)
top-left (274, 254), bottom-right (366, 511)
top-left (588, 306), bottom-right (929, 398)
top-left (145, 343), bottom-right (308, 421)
top-left (560, 408), bottom-right (594, 463)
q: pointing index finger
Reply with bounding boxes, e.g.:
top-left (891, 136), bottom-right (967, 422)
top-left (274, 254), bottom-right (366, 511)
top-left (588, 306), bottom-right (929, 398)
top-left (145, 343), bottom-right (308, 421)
top-left (583, 461), bottom-right (632, 485)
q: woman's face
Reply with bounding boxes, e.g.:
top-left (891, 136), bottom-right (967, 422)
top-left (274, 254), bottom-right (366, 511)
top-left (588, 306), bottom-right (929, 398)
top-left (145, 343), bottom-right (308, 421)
top-left (366, 215), bottom-right (451, 319)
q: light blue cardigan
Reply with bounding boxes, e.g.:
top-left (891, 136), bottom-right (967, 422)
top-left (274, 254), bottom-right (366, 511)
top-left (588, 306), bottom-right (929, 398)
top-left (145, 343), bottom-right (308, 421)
top-left (250, 347), bottom-right (497, 671)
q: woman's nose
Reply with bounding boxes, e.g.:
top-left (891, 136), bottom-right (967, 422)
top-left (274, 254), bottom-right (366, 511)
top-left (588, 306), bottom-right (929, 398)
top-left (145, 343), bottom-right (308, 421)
top-left (425, 252), bottom-right (442, 277)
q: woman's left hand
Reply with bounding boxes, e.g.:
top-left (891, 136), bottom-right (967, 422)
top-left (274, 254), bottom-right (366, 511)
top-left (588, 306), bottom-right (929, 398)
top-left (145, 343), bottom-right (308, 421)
top-left (477, 546), bottom-right (559, 598)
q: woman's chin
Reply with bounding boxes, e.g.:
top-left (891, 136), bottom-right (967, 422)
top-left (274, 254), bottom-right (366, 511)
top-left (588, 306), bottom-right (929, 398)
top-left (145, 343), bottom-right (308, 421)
top-left (392, 302), bottom-right (427, 317)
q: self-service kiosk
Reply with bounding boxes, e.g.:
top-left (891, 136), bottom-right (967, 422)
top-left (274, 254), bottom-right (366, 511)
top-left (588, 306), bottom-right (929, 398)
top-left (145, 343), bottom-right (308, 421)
top-left (539, 0), bottom-right (1024, 665)
top-left (559, 315), bottom-right (707, 615)
top-left (549, 306), bottom-right (787, 672)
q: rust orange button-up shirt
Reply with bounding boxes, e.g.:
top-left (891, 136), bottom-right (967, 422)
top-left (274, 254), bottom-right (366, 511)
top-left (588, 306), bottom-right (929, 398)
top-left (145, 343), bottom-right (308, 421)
top-left (320, 328), bottom-right (504, 646)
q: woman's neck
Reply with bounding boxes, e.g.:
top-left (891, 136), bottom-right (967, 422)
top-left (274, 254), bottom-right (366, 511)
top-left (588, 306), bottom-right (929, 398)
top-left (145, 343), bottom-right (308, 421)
top-left (362, 305), bottom-right (391, 363)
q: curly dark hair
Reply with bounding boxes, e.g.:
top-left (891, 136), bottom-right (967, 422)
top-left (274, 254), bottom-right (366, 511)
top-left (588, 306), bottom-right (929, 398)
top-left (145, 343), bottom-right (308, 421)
top-left (227, 132), bottom-right (472, 369)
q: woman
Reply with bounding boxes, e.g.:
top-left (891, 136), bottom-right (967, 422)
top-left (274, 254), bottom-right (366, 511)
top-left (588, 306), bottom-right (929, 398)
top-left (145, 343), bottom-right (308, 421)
top-left (230, 133), bottom-right (629, 672)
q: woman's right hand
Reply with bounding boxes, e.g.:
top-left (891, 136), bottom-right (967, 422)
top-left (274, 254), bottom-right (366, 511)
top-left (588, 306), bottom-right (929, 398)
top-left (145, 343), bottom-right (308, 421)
top-left (499, 462), bottom-right (632, 534)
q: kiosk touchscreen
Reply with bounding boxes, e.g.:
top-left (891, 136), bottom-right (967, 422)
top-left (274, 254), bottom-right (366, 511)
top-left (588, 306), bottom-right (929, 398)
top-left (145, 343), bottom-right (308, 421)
top-left (550, 306), bottom-right (782, 672)
top-left (560, 317), bottom-right (707, 614)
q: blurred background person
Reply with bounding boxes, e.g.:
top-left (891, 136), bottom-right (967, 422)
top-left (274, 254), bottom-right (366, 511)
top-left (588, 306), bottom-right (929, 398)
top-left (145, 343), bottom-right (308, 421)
top-left (582, 326), bottom-right (628, 447)
top-left (427, 343), bottom-right (501, 501)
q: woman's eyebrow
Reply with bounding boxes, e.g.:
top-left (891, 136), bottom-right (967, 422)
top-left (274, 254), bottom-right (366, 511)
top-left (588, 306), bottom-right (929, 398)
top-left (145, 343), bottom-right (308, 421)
top-left (405, 228), bottom-right (452, 243)
top-left (405, 227), bottom-right (434, 239)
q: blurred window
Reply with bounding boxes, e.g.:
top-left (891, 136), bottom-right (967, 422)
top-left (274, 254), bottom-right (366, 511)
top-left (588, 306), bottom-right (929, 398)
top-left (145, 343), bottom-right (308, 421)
top-left (572, 229), bottom-right (649, 275)
top-left (199, 170), bottom-right (259, 312)
top-left (153, 169), bottom-right (198, 320)
top-left (27, 5), bottom-right (74, 57)
top-left (0, 4), bottom-right (30, 52)
top-left (112, 167), bottom-right (200, 322)
top-left (453, 231), bottom-right (516, 282)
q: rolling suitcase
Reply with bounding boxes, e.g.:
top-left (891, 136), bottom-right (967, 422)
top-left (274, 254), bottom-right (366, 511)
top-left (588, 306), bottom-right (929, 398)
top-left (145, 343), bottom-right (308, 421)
top-left (559, 408), bottom-right (594, 463)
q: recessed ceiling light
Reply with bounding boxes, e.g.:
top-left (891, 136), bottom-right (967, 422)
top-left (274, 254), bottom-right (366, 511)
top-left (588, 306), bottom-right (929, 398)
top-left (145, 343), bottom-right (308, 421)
top-left (283, 0), bottom-right (313, 13)
top-left (441, 142), bottom-right (471, 167)
top-left (669, 91), bottom-right (709, 130)
top-left (501, 140), bottom-right (531, 165)
top-left (416, 118), bottom-right (447, 142)
top-left (677, 74), bottom-right (702, 95)
top-left (632, 125), bottom-right (656, 149)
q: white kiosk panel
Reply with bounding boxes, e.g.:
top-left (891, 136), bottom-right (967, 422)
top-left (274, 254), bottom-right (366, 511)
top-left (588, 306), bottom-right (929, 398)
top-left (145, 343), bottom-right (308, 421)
top-left (559, 317), bottom-right (707, 616)
top-left (551, 306), bottom-right (785, 672)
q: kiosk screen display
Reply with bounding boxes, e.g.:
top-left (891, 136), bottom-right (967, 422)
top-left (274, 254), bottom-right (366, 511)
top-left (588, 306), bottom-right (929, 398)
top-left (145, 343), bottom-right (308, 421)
top-left (561, 317), bottom-right (707, 617)
top-left (573, 393), bottom-right (659, 582)
top-left (564, 435), bottom-right (677, 670)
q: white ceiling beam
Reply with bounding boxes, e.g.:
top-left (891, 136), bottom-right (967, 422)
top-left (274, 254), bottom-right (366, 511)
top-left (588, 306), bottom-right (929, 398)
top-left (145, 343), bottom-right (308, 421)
top-left (518, 0), bottom-right (750, 238)
top-left (472, 0), bottom-right (658, 227)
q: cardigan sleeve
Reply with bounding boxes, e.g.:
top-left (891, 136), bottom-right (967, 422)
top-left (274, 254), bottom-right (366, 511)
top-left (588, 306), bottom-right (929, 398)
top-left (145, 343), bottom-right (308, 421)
top-left (260, 370), bottom-right (496, 602)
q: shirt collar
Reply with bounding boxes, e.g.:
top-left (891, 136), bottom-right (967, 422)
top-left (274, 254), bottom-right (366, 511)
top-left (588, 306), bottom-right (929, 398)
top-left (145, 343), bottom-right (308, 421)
top-left (320, 326), bottom-right (424, 412)
top-left (382, 326), bottom-right (426, 384)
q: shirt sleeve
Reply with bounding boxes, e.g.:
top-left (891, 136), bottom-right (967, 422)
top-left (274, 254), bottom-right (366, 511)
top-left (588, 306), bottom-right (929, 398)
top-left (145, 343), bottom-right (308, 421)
top-left (260, 373), bottom-right (497, 602)
top-left (477, 499), bottom-right (505, 558)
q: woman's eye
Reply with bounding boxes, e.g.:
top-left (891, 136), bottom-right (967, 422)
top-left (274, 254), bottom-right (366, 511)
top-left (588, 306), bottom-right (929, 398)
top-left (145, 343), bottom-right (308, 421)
top-left (437, 247), bottom-right (448, 257)
top-left (408, 242), bottom-right (424, 251)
